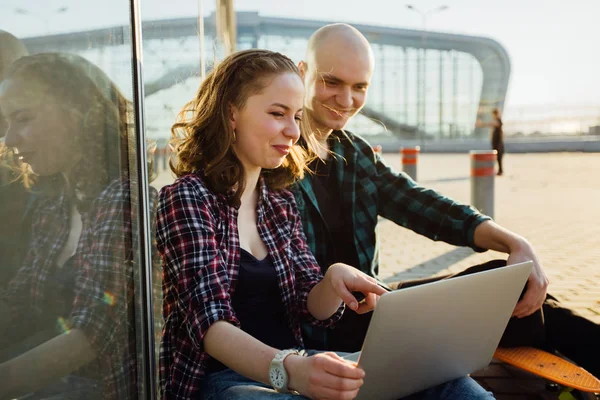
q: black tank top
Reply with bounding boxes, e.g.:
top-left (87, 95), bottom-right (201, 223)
top-left (205, 249), bottom-right (297, 374)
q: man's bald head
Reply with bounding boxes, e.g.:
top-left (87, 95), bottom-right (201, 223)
top-left (0, 31), bottom-right (28, 81)
top-left (300, 23), bottom-right (374, 135)
top-left (305, 23), bottom-right (374, 70)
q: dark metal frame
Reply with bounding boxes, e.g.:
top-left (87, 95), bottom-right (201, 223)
top-left (128, 0), bottom-right (157, 397)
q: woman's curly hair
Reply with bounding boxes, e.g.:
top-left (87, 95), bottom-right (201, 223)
top-left (0, 53), bottom-right (152, 211)
top-left (171, 49), bottom-right (315, 207)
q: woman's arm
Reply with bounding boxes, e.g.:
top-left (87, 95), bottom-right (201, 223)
top-left (0, 329), bottom-right (96, 398)
top-left (308, 263), bottom-right (386, 320)
top-left (156, 177), bottom-right (239, 349)
top-left (204, 321), bottom-right (365, 399)
top-left (204, 321), bottom-right (278, 385)
top-left (282, 190), bottom-right (384, 322)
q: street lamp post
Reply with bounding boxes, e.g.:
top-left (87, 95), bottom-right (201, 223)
top-left (406, 4), bottom-right (448, 144)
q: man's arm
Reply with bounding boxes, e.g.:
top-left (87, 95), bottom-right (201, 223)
top-left (372, 151), bottom-right (490, 249)
top-left (473, 220), bottom-right (549, 318)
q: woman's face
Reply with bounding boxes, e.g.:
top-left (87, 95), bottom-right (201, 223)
top-left (0, 77), bottom-right (82, 176)
top-left (231, 72), bottom-right (304, 173)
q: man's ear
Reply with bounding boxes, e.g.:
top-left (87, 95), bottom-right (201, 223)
top-left (298, 61), bottom-right (307, 80)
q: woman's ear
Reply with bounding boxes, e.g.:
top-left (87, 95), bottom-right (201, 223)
top-left (228, 103), bottom-right (237, 131)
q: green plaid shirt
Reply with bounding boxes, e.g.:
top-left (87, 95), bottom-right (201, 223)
top-left (291, 130), bottom-right (491, 282)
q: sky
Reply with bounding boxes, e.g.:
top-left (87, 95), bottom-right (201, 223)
top-left (2, 0), bottom-right (599, 119)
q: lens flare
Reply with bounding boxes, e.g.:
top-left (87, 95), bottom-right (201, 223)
top-left (103, 291), bottom-right (116, 306)
top-left (57, 317), bottom-right (71, 334)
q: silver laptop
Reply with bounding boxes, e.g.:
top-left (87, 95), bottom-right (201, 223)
top-left (343, 261), bottom-right (533, 400)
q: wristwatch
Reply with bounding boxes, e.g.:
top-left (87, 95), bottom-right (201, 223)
top-left (268, 349), bottom-right (305, 393)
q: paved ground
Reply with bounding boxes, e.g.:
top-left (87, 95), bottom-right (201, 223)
top-left (376, 153), bottom-right (600, 324)
top-left (153, 152), bottom-right (600, 399)
top-left (374, 153), bottom-right (600, 400)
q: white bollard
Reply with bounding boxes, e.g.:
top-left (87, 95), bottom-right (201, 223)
top-left (401, 146), bottom-right (420, 181)
top-left (470, 150), bottom-right (497, 218)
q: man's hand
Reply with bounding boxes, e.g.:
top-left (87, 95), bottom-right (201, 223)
top-left (473, 221), bottom-right (549, 318)
top-left (286, 352), bottom-right (364, 400)
top-left (508, 240), bottom-right (549, 318)
top-left (324, 264), bottom-right (387, 314)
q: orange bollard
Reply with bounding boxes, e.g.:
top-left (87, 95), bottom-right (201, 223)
top-left (401, 146), bottom-right (420, 181)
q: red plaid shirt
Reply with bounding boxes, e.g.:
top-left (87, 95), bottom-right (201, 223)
top-left (156, 174), bottom-right (344, 399)
top-left (2, 179), bottom-right (142, 399)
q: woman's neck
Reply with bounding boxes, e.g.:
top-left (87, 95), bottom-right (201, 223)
top-left (240, 167), bottom-right (261, 206)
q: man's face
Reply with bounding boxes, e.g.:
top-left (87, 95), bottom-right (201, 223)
top-left (302, 46), bottom-right (373, 132)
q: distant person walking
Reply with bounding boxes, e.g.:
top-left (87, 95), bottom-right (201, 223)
top-left (478, 108), bottom-right (504, 175)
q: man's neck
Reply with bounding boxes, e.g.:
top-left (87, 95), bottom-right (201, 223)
top-left (312, 126), bottom-right (334, 160)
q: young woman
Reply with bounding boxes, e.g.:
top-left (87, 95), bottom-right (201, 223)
top-left (0, 53), bottom-right (150, 399)
top-left (157, 49), bottom-right (494, 400)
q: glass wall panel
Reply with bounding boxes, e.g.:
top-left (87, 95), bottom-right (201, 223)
top-left (139, 3), bottom-right (214, 395)
top-left (0, 2), bottom-right (151, 398)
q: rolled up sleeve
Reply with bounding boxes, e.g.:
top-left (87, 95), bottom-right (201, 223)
top-left (375, 158), bottom-right (491, 252)
top-left (156, 179), bottom-right (239, 350)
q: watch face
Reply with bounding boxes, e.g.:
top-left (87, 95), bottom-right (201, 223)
top-left (269, 367), bottom-right (285, 389)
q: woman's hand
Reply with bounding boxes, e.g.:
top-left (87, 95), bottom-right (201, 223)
top-left (286, 352), bottom-right (365, 400)
top-left (324, 264), bottom-right (387, 314)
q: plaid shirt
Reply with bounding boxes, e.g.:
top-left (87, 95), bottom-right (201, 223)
top-left (156, 174), bottom-right (344, 400)
top-left (291, 130), bottom-right (491, 280)
top-left (2, 179), bottom-right (141, 399)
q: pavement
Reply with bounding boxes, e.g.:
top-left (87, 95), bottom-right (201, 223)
top-left (374, 152), bottom-right (599, 400)
top-left (153, 152), bottom-right (600, 399)
top-left (377, 153), bottom-right (600, 325)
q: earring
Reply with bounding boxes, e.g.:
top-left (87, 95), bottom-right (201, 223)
top-left (232, 130), bottom-right (237, 143)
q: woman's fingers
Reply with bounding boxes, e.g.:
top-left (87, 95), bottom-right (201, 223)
top-left (305, 353), bottom-right (365, 399)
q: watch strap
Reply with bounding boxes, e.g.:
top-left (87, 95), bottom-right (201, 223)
top-left (269, 349), bottom-right (306, 392)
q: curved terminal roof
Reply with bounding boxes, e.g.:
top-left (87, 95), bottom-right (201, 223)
top-left (23, 11), bottom-right (510, 138)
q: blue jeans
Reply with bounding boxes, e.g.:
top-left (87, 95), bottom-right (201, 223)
top-left (201, 368), bottom-right (494, 400)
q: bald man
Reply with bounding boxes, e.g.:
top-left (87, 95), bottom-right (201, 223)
top-left (291, 23), bottom-right (599, 378)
